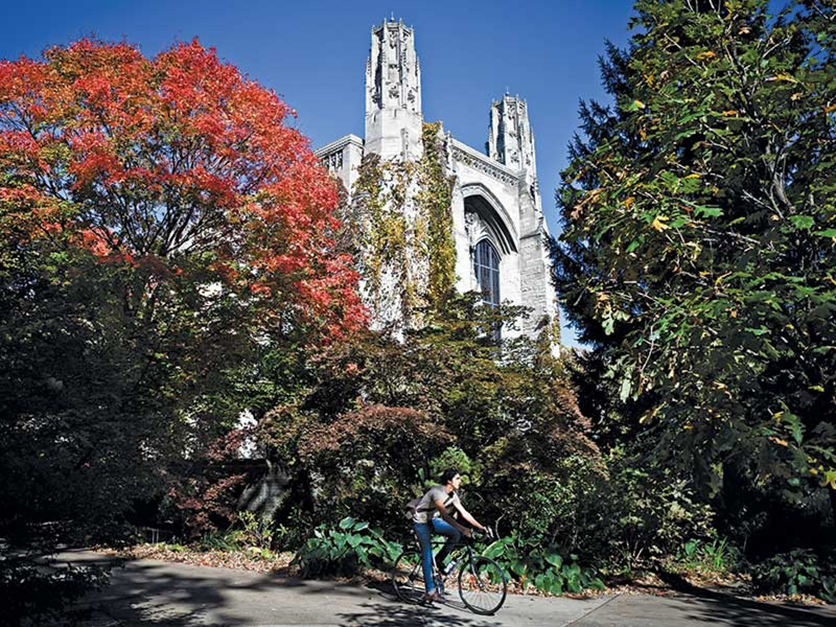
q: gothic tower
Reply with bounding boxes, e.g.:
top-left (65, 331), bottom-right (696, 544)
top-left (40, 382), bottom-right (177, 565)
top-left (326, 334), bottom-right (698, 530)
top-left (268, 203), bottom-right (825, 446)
top-left (487, 95), bottom-right (540, 209)
top-left (365, 20), bottom-right (424, 161)
top-left (316, 21), bottom-right (558, 346)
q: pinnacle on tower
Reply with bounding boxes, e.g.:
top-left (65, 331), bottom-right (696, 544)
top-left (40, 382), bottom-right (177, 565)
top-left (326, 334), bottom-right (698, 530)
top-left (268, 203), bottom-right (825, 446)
top-left (364, 19), bottom-right (423, 160)
top-left (487, 94), bottom-right (537, 181)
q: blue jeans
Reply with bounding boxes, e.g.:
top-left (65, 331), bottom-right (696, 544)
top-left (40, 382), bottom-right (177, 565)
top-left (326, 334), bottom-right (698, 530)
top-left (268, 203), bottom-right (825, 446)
top-left (413, 519), bottom-right (461, 593)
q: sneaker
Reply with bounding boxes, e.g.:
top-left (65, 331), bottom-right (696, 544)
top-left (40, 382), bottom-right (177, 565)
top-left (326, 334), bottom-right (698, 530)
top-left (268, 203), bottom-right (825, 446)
top-left (425, 589), bottom-right (447, 604)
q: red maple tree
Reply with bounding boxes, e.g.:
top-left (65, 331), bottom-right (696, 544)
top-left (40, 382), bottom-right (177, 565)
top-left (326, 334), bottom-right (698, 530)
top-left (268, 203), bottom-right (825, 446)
top-left (0, 38), bottom-right (365, 337)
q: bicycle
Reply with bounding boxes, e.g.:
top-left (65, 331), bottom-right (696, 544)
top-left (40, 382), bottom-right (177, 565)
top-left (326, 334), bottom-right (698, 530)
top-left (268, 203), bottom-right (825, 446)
top-left (391, 526), bottom-right (507, 615)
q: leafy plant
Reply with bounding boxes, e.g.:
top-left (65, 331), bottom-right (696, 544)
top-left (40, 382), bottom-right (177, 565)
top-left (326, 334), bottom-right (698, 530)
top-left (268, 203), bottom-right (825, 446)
top-left (677, 535), bottom-right (739, 575)
top-left (483, 533), bottom-right (604, 594)
top-left (199, 530), bottom-right (242, 552)
top-left (293, 517), bottom-right (402, 577)
top-left (752, 549), bottom-right (836, 601)
top-left (237, 511), bottom-right (275, 549)
top-left (428, 446), bottom-right (481, 488)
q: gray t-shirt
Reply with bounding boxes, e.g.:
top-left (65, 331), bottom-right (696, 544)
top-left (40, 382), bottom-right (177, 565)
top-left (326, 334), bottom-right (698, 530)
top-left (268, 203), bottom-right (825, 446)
top-left (413, 485), bottom-right (461, 523)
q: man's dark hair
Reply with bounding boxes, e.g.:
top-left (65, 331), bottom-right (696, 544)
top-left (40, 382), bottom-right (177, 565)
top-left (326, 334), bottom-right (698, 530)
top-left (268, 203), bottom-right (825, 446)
top-left (439, 468), bottom-right (459, 486)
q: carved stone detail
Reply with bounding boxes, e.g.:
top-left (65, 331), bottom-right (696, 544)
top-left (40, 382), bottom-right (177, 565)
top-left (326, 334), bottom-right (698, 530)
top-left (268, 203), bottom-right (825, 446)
top-left (452, 145), bottom-right (519, 186)
top-left (319, 148), bottom-right (344, 171)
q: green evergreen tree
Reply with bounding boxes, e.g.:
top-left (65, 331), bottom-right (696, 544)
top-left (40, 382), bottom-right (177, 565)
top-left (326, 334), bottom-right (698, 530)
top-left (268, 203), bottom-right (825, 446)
top-left (553, 0), bottom-right (836, 516)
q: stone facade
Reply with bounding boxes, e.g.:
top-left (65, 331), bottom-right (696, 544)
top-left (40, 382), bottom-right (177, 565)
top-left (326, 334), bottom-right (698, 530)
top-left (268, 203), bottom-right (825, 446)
top-left (316, 19), bottom-right (557, 341)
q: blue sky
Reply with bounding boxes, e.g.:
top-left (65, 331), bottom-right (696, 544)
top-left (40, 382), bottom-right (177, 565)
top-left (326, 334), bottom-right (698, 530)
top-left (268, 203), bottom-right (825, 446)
top-left (0, 0), bottom-right (637, 346)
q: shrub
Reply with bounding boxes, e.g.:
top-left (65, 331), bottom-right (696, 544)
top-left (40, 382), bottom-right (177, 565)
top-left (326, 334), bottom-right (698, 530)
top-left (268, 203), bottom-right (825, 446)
top-left (751, 549), bottom-right (836, 602)
top-left (601, 461), bottom-right (714, 570)
top-left (478, 437), bottom-right (606, 551)
top-left (482, 533), bottom-right (604, 594)
top-left (480, 440), bottom-right (714, 572)
top-left (297, 404), bottom-right (452, 531)
top-left (0, 557), bottom-right (109, 626)
top-left (293, 517), bottom-right (402, 577)
top-left (428, 446), bottom-right (480, 488)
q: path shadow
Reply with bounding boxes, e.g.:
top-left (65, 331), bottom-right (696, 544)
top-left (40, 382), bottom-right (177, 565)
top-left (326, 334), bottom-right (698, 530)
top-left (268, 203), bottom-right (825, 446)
top-left (337, 601), bottom-right (501, 627)
top-left (68, 551), bottom-right (381, 625)
top-left (359, 578), bottom-right (502, 626)
top-left (654, 571), bottom-right (836, 627)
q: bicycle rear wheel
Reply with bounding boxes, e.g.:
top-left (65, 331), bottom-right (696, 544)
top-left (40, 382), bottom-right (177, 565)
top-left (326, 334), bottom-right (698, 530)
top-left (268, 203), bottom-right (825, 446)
top-left (457, 556), bottom-right (507, 615)
top-left (391, 550), bottom-right (426, 603)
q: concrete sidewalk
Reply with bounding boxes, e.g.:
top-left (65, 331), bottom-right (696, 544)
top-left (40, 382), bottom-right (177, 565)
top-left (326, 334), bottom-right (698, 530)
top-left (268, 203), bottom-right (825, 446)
top-left (63, 550), bottom-right (836, 626)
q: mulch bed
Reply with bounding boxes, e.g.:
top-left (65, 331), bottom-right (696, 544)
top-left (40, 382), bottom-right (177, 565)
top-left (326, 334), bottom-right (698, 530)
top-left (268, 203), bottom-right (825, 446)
top-left (98, 544), bottom-right (298, 576)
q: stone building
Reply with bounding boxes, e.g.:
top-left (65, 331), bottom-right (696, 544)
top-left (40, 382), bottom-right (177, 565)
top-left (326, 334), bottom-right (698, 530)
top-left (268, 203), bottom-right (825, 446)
top-left (316, 19), bottom-right (557, 340)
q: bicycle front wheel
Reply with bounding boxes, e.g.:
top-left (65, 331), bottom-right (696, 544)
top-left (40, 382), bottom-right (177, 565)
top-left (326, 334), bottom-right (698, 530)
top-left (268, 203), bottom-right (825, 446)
top-left (391, 550), bottom-right (426, 604)
top-left (457, 556), bottom-right (507, 615)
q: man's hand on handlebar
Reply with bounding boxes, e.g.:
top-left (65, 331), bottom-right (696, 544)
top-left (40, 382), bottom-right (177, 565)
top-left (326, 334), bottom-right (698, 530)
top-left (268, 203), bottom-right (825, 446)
top-left (471, 526), bottom-right (495, 541)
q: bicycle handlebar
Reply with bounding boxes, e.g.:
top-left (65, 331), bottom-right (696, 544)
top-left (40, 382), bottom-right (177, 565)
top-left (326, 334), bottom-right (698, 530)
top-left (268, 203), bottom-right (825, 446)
top-left (471, 525), bottom-right (497, 541)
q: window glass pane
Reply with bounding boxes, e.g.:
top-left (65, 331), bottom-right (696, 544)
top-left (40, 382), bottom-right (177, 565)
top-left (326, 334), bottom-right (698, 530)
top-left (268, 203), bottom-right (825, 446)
top-left (474, 240), bottom-right (500, 307)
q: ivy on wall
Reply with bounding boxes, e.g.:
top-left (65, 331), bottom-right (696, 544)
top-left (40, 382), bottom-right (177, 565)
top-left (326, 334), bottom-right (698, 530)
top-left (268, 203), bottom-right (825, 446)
top-left (418, 122), bottom-right (457, 309)
top-left (350, 122), bottom-right (456, 329)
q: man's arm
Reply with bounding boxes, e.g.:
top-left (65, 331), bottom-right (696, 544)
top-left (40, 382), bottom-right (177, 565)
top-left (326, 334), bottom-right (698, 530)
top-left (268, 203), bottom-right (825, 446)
top-left (454, 502), bottom-right (486, 532)
top-left (434, 499), bottom-right (471, 536)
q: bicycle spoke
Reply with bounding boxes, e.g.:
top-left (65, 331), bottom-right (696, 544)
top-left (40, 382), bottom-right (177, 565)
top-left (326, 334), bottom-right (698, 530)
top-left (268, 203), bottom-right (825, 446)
top-left (392, 551), bottom-right (426, 604)
top-left (457, 557), bottom-right (507, 615)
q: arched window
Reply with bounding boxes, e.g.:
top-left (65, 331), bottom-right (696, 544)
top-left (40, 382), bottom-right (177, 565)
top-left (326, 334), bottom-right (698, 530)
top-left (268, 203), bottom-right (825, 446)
top-left (473, 239), bottom-right (500, 307)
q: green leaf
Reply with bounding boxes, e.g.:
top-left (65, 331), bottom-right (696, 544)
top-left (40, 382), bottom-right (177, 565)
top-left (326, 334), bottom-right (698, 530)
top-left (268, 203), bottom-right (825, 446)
top-left (510, 559), bottom-right (528, 577)
top-left (620, 376), bottom-right (632, 402)
top-left (339, 517), bottom-right (355, 530)
top-left (590, 577), bottom-right (606, 591)
top-left (483, 540), bottom-right (506, 559)
top-left (785, 411), bottom-right (804, 445)
top-left (545, 553), bottom-right (563, 568)
top-left (814, 229), bottom-right (836, 238)
top-left (789, 215), bottom-right (815, 230)
top-left (694, 206), bottom-right (722, 218)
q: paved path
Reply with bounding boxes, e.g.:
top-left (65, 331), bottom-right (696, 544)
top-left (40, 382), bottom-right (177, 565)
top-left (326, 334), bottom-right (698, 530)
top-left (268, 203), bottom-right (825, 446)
top-left (63, 550), bottom-right (836, 626)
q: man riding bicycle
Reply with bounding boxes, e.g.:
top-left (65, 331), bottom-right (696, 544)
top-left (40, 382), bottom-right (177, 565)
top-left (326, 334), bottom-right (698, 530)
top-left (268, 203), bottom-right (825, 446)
top-left (411, 468), bottom-right (489, 603)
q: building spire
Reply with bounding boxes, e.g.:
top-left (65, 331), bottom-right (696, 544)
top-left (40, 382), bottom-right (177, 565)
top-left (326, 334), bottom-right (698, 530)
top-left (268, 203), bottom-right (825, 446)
top-left (487, 94), bottom-right (537, 184)
top-left (365, 19), bottom-right (423, 160)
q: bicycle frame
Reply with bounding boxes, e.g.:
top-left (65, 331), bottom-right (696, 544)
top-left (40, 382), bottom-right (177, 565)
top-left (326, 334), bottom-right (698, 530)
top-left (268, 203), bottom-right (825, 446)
top-left (419, 528), bottom-right (493, 582)
top-left (427, 537), bottom-right (478, 577)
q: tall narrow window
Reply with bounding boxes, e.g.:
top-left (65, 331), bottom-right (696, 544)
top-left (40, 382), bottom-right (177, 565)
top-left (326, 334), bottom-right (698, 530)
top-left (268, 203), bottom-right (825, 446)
top-left (473, 239), bottom-right (500, 307)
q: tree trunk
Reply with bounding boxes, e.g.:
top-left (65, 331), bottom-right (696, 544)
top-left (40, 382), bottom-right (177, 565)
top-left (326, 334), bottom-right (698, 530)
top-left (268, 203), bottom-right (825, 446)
top-left (829, 487), bottom-right (836, 529)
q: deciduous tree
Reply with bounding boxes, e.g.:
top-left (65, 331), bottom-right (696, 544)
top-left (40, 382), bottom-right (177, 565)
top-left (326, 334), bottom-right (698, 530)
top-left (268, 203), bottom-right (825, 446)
top-left (0, 38), bottom-right (365, 594)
